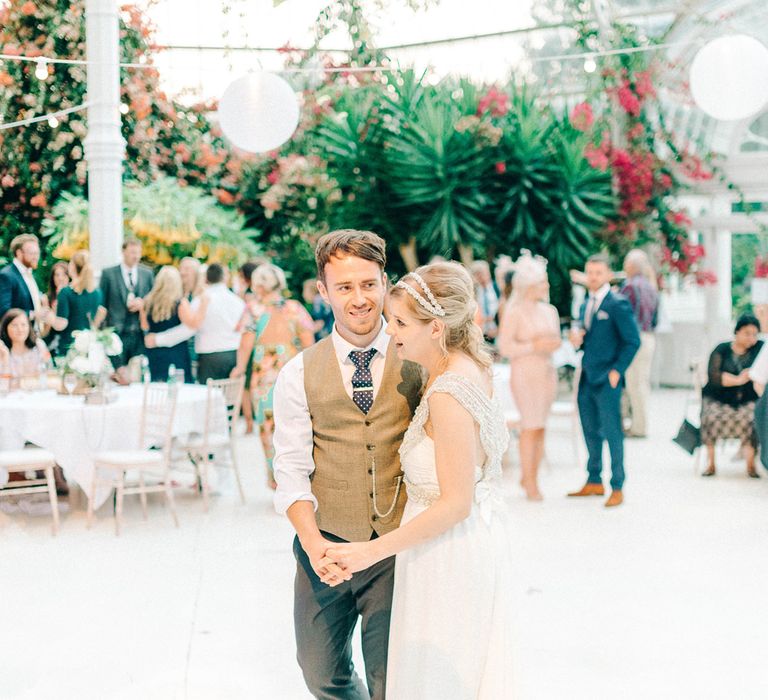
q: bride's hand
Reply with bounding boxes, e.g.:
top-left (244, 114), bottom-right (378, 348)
top-left (324, 543), bottom-right (377, 579)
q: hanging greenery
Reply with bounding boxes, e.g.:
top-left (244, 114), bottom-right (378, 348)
top-left (42, 177), bottom-right (259, 266)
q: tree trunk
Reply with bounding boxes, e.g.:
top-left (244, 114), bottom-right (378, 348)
top-left (457, 243), bottom-right (475, 267)
top-left (398, 237), bottom-right (419, 271)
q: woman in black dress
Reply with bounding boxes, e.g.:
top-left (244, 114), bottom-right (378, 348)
top-left (140, 266), bottom-right (208, 383)
top-left (701, 314), bottom-right (763, 477)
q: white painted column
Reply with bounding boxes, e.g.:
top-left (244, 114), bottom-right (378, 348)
top-left (702, 225), bottom-right (733, 348)
top-left (84, 0), bottom-right (125, 274)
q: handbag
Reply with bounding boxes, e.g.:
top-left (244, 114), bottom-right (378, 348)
top-left (672, 379), bottom-right (702, 455)
top-left (673, 418), bottom-right (701, 455)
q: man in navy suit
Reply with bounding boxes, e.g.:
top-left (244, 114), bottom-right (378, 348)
top-left (0, 234), bottom-right (44, 322)
top-left (569, 254), bottom-right (640, 507)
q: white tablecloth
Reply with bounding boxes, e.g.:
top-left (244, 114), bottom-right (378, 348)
top-left (0, 383), bottom-right (225, 508)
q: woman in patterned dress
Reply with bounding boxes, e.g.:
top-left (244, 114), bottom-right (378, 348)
top-left (232, 264), bottom-right (314, 488)
top-left (701, 314), bottom-right (763, 477)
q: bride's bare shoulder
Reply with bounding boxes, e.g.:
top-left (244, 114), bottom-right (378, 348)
top-left (442, 356), bottom-right (493, 396)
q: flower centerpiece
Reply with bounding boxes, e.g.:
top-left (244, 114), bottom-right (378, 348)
top-left (59, 328), bottom-right (123, 396)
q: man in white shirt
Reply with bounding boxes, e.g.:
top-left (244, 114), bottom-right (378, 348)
top-left (146, 263), bottom-right (244, 384)
top-left (272, 230), bottom-right (421, 700)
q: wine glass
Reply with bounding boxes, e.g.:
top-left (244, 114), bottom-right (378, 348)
top-left (64, 373), bottom-right (78, 395)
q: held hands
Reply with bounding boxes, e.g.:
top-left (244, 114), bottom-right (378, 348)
top-left (304, 538), bottom-right (353, 587)
top-left (144, 333), bottom-right (157, 349)
top-left (127, 297), bottom-right (144, 313)
top-left (316, 541), bottom-right (378, 587)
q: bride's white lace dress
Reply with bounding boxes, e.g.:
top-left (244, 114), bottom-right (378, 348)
top-left (386, 372), bottom-right (515, 699)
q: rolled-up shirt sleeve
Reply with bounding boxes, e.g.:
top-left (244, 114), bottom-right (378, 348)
top-left (272, 352), bottom-right (318, 515)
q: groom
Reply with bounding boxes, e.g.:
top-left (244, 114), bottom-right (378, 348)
top-left (272, 229), bottom-right (422, 699)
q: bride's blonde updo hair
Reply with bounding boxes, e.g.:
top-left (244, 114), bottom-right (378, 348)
top-left (390, 261), bottom-right (492, 370)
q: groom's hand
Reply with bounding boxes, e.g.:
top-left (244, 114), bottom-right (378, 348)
top-left (305, 538), bottom-right (351, 586)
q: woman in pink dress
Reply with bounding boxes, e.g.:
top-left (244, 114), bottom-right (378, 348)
top-left (497, 251), bottom-right (561, 500)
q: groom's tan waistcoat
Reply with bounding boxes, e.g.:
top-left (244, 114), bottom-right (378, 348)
top-left (303, 336), bottom-right (422, 542)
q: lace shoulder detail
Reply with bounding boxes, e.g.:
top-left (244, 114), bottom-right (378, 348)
top-left (399, 371), bottom-right (509, 480)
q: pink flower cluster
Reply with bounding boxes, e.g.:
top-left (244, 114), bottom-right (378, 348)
top-left (569, 102), bottom-right (594, 132)
top-left (476, 86), bottom-right (509, 118)
top-left (755, 256), bottom-right (768, 279)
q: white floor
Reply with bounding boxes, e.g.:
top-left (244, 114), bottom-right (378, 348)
top-left (3, 388), bottom-right (768, 699)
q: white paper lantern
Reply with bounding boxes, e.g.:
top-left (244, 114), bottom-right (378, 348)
top-left (690, 35), bottom-right (768, 121)
top-left (218, 72), bottom-right (299, 153)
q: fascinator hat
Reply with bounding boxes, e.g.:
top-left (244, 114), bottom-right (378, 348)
top-left (511, 250), bottom-right (548, 301)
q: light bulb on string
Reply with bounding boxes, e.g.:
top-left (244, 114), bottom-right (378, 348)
top-left (119, 103), bottom-right (130, 115)
top-left (48, 115), bottom-right (59, 128)
top-left (584, 57), bottom-right (597, 73)
top-left (34, 59), bottom-right (49, 81)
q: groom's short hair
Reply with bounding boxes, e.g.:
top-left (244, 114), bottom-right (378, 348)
top-left (315, 229), bottom-right (387, 283)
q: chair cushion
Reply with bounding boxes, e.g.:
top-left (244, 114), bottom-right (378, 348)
top-left (93, 450), bottom-right (164, 468)
top-left (0, 448), bottom-right (56, 469)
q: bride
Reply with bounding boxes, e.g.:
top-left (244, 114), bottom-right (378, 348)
top-left (320, 261), bottom-right (515, 699)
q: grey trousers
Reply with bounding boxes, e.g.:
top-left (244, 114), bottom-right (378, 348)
top-left (293, 533), bottom-right (395, 700)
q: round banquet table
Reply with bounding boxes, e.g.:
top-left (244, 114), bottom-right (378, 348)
top-left (0, 383), bottom-right (225, 508)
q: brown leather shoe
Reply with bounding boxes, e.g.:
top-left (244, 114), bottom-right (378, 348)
top-left (567, 483), bottom-right (605, 497)
top-left (605, 490), bottom-right (623, 507)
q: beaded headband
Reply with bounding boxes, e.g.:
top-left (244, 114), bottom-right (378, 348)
top-left (395, 272), bottom-right (446, 317)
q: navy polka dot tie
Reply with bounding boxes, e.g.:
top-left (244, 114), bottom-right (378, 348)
top-left (349, 349), bottom-right (376, 414)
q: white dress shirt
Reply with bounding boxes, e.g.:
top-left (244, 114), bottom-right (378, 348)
top-left (272, 319), bottom-right (390, 515)
top-left (120, 263), bottom-right (139, 293)
top-left (749, 343), bottom-right (768, 385)
top-left (13, 259), bottom-right (41, 313)
top-left (191, 283), bottom-right (245, 354)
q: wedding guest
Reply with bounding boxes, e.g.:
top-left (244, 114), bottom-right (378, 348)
top-left (232, 263), bottom-right (314, 488)
top-left (0, 308), bottom-right (51, 381)
top-left (39, 261), bottom-right (70, 354)
top-left (0, 308), bottom-right (68, 494)
top-left (497, 251), bottom-right (561, 500)
top-left (179, 256), bottom-right (203, 300)
top-left (140, 266), bottom-right (208, 383)
top-left (302, 277), bottom-right (334, 341)
top-left (568, 254), bottom-right (640, 508)
top-left (233, 260), bottom-right (260, 432)
top-left (497, 268), bottom-right (515, 322)
top-left (620, 249), bottom-right (659, 438)
top-left (99, 237), bottom-right (154, 367)
top-left (237, 261), bottom-right (259, 300)
top-left (470, 260), bottom-right (499, 342)
top-left (494, 254), bottom-right (514, 317)
top-left (0, 234), bottom-right (43, 323)
top-left (701, 314), bottom-right (763, 478)
top-left (146, 264), bottom-right (244, 384)
top-left (49, 251), bottom-right (106, 355)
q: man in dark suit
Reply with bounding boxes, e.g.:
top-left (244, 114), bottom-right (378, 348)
top-left (569, 254), bottom-right (640, 507)
top-left (99, 237), bottom-right (154, 367)
top-left (0, 234), bottom-right (44, 322)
